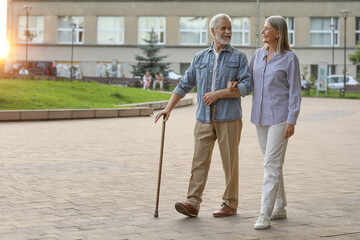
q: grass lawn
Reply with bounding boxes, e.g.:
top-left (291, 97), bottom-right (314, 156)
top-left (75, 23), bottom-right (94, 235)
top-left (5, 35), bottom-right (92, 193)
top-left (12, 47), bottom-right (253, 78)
top-left (302, 88), bottom-right (360, 99)
top-left (0, 78), bottom-right (171, 110)
top-left (0, 79), bottom-right (358, 111)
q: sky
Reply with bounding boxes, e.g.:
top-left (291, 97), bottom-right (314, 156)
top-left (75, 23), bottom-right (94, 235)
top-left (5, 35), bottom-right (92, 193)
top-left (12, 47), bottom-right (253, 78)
top-left (0, 0), bottom-right (9, 59)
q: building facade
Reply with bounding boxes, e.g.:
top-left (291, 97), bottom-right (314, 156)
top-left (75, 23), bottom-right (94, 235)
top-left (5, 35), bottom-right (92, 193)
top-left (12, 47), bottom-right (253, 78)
top-left (6, 0), bottom-right (360, 80)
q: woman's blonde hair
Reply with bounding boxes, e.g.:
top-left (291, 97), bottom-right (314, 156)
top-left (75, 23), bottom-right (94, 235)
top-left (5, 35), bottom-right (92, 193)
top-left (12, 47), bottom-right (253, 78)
top-left (262, 15), bottom-right (292, 54)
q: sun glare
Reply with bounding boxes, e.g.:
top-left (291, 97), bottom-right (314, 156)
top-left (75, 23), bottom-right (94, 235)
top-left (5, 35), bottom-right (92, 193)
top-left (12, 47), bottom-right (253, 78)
top-left (0, 0), bottom-right (9, 59)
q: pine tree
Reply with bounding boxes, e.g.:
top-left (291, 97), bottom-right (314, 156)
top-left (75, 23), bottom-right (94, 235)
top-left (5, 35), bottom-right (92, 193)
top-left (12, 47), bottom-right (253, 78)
top-left (131, 29), bottom-right (170, 78)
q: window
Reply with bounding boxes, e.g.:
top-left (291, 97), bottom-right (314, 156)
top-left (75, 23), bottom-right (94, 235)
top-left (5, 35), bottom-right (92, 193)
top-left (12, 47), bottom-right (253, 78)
top-left (310, 17), bottom-right (339, 46)
top-left (97, 17), bottom-right (124, 44)
top-left (231, 17), bottom-right (250, 46)
top-left (56, 61), bottom-right (81, 78)
top-left (328, 65), bottom-right (336, 75)
top-left (57, 16), bottom-right (84, 44)
top-left (18, 16), bottom-right (44, 43)
top-left (285, 17), bottom-right (295, 46)
top-left (180, 63), bottom-right (191, 75)
top-left (95, 62), bottom-right (122, 78)
top-left (327, 76), bottom-right (339, 84)
top-left (179, 17), bottom-right (208, 45)
top-left (356, 17), bottom-right (360, 45)
top-left (310, 64), bottom-right (318, 80)
top-left (138, 16), bottom-right (165, 44)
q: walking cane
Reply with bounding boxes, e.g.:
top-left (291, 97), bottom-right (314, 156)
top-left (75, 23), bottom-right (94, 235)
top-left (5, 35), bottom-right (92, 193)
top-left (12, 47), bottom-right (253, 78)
top-left (154, 114), bottom-right (166, 218)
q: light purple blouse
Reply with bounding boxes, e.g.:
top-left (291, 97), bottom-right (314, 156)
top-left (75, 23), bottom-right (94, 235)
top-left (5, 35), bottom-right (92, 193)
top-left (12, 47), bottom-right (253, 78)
top-left (250, 48), bottom-right (301, 126)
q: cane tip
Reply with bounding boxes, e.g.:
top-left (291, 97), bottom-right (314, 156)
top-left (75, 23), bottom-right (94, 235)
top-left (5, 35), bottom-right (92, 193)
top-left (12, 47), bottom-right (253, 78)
top-left (154, 211), bottom-right (159, 218)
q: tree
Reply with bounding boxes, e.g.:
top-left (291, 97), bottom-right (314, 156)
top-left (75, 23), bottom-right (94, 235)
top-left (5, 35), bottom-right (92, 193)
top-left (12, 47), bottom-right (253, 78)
top-left (131, 29), bottom-right (170, 78)
top-left (349, 45), bottom-right (360, 80)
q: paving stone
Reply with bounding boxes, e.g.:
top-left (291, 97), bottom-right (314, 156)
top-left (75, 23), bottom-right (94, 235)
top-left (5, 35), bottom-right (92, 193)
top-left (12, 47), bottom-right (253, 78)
top-left (0, 95), bottom-right (359, 239)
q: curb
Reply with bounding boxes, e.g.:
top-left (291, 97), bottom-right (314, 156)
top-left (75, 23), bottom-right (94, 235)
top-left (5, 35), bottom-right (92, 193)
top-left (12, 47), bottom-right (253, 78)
top-left (0, 95), bottom-right (193, 121)
top-left (116, 94), bottom-right (193, 110)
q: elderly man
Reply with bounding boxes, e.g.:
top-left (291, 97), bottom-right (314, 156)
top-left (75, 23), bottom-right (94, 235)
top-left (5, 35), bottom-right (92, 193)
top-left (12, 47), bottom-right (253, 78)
top-left (155, 13), bottom-right (252, 217)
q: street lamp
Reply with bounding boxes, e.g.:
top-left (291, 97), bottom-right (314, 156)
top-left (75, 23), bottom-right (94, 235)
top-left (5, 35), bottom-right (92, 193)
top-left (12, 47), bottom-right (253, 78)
top-left (330, 23), bottom-right (337, 75)
top-left (70, 23), bottom-right (77, 79)
top-left (340, 9), bottom-right (350, 90)
top-left (23, 5), bottom-right (32, 67)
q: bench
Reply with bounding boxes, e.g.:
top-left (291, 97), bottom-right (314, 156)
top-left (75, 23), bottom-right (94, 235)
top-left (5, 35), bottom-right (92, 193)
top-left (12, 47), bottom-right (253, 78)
top-left (339, 85), bottom-right (360, 98)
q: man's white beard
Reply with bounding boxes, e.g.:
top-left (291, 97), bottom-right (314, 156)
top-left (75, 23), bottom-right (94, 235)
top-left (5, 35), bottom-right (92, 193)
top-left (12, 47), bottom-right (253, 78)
top-left (216, 33), bottom-right (231, 45)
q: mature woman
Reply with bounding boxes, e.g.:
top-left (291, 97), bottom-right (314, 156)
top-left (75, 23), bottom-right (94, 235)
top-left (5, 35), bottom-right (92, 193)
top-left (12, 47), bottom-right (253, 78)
top-left (230, 15), bottom-right (301, 230)
top-left (252, 15), bottom-right (301, 230)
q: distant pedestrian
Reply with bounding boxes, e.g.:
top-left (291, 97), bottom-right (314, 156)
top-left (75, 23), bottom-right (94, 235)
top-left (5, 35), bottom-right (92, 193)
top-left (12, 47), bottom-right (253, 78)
top-left (19, 66), bottom-right (29, 75)
top-left (153, 72), bottom-right (164, 91)
top-left (143, 71), bottom-right (151, 90)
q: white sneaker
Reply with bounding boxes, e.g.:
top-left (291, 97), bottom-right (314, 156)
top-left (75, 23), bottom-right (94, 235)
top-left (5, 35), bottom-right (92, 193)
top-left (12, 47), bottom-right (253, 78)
top-left (270, 208), bottom-right (287, 220)
top-left (254, 214), bottom-right (271, 230)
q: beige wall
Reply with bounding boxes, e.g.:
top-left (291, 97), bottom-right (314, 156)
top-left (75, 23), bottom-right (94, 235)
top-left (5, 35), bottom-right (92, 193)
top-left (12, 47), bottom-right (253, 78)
top-left (166, 16), bottom-right (179, 45)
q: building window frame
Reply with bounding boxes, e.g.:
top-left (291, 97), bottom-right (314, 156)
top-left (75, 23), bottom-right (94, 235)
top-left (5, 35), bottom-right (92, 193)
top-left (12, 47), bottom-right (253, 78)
top-left (57, 16), bottom-right (85, 44)
top-left (285, 17), bottom-right (295, 46)
top-left (356, 17), bottom-right (360, 45)
top-left (179, 16), bottom-right (208, 46)
top-left (231, 17), bottom-right (250, 46)
top-left (17, 16), bottom-right (44, 43)
top-left (310, 17), bottom-right (339, 47)
top-left (97, 16), bottom-right (125, 45)
top-left (138, 16), bottom-right (166, 45)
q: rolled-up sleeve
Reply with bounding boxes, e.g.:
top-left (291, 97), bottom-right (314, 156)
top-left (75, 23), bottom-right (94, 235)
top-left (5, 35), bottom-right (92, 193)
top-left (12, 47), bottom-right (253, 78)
top-left (173, 56), bottom-right (197, 98)
top-left (286, 53), bottom-right (301, 125)
top-left (236, 53), bottom-right (252, 97)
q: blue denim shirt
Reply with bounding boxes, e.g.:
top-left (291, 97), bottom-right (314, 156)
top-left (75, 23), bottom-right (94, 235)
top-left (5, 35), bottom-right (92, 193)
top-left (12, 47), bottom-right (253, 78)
top-left (173, 43), bottom-right (252, 123)
top-left (250, 48), bottom-right (301, 126)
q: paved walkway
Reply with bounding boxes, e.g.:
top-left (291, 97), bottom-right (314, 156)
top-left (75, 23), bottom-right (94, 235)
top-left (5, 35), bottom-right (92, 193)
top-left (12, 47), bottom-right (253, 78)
top-left (1, 93), bottom-right (360, 240)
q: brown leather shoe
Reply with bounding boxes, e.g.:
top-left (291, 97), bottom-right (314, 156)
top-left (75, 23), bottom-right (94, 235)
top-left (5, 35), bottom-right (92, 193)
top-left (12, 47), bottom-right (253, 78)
top-left (175, 202), bottom-right (198, 217)
top-left (213, 204), bottom-right (237, 217)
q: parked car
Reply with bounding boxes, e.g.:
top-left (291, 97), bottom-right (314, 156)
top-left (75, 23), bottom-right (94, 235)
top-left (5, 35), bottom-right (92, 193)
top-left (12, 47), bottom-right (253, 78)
top-left (11, 61), bottom-right (57, 76)
top-left (326, 75), bottom-right (359, 90)
top-left (167, 71), bottom-right (182, 80)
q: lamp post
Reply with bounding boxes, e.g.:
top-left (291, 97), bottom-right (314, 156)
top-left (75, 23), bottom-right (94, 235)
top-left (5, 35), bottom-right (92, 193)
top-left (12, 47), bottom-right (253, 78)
top-left (70, 23), bottom-right (77, 79)
top-left (255, 0), bottom-right (260, 49)
top-left (340, 9), bottom-right (350, 90)
top-left (23, 5), bottom-right (32, 67)
top-left (330, 23), bottom-right (337, 75)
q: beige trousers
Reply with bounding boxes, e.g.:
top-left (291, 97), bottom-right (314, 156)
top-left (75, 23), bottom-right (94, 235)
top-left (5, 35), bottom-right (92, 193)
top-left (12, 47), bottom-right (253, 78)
top-left (153, 80), bottom-right (163, 90)
top-left (186, 118), bottom-right (242, 210)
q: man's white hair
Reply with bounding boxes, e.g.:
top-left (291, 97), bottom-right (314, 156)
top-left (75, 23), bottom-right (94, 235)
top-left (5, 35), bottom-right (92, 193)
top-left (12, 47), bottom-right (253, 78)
top-left (209, 13), bottom-right (232, 32)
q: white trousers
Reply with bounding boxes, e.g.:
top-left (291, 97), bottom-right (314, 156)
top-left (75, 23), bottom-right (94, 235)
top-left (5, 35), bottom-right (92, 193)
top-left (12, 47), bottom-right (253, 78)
top-left (256, 122), bottom-right (288, 217)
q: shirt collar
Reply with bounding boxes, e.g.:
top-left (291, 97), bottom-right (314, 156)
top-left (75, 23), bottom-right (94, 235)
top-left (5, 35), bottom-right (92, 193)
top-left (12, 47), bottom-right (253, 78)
top-left (208, 41), bottom-right (233, 53)
top-left (263, 48), bottom-right (279, 60)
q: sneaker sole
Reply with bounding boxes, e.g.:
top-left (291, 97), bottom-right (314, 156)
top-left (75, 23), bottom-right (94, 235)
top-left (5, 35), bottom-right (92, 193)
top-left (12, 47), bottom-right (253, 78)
top-left (254, 224), bottom-right (270, 230)
top-left (175, 204), bottom-right (197, 217)
top-left (270, 215), bottom-right (287, 220)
